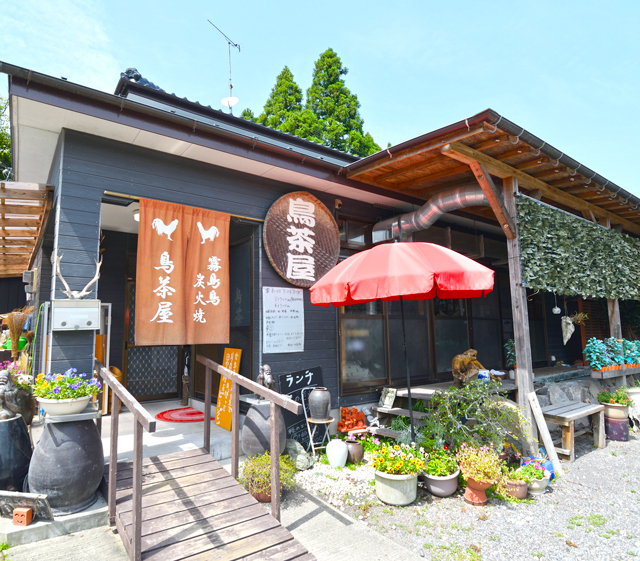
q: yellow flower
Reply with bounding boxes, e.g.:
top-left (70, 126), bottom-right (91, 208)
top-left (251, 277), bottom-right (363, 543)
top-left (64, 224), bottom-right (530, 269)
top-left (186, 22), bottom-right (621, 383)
top-left (36, 373), bottom-right (44, 381)
top-left (394, 445), bottom-right (400, 451)
top-left (56, 375), bottom-right (64, 381)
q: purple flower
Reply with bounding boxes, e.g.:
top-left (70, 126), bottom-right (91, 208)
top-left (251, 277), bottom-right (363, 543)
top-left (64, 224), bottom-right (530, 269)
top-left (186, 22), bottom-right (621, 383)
top-left (373, 438), bottom-right (380, 445)
top-left (53, 387), bottom-right (61, 395)
top-left (71, 382), bottom-right (81, 391)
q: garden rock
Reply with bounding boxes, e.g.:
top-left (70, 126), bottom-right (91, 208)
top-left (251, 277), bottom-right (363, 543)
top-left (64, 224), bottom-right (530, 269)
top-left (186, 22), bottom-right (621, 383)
top-left (286, 439), bottom-right (314, 471)
top-left (565, 382), bottom-right (583, 403)
top-left (537, 394), bottom-right (550, 408)
top-left (548, 385), bottom-right (569, 404)
top-left (589, 380), bottom-right (603, 399)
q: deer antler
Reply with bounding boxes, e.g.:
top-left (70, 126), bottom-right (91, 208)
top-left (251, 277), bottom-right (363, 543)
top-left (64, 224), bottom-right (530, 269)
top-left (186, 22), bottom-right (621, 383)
top-left (76, 258), bottom-right (103, 299)
top-left (53, 253), bottom-right (73, 299)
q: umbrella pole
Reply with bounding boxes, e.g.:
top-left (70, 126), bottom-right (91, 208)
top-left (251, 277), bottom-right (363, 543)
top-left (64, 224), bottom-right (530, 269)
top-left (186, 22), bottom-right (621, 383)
top-left (399, 296), bottom-right (416, 443)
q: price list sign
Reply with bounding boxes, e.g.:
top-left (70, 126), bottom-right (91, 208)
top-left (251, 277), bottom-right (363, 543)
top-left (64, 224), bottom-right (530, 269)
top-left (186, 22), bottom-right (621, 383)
top-left (262, 287), bottom-right (304, 354)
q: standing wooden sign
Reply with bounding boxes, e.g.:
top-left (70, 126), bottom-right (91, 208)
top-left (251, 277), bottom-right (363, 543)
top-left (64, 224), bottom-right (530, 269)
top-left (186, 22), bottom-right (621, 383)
top-left (263, 192), bottom-right (340, 288)
top-left (136, 198), bottom-right (230, 346)
top-left (215, 348), bottom-right (242, 431)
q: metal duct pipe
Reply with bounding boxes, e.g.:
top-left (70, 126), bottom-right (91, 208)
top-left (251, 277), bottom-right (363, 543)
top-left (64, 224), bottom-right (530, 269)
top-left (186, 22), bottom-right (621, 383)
top-left (372, 184), bottom-right (490, 242)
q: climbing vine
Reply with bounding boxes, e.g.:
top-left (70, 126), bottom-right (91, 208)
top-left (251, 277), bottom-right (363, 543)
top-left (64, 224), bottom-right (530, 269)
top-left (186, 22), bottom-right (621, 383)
top-left (517, 196), bottom-right (640, 300)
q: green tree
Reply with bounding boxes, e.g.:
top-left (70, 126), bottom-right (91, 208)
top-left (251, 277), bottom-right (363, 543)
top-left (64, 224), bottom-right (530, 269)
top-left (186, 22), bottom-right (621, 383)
top-left (0, 97), bottom-right (11, 179)
top-left (304, 49), bottom-right (380, 157)
top-left (240, 108), bottom-right (256, 122)
top-left (255, 66), bottom-right (304, 130)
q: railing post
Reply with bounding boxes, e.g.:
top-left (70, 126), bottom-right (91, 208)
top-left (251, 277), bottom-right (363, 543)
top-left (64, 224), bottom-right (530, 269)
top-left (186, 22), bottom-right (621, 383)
top-left (270, 401), bottom-right (281, 522)
top-left (132, 421), bottom-right (143, 561)
top-left (108, 393), bottom-right (120, 526)
top-left (231, 380), bottom-right (239, 479)
top-left (204, 366), bottom-right (212, 453)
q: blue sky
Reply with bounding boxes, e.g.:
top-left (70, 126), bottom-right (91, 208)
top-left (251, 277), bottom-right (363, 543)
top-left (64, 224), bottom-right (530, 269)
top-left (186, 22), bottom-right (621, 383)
top-left (3, 0), bottom-right (639, 193)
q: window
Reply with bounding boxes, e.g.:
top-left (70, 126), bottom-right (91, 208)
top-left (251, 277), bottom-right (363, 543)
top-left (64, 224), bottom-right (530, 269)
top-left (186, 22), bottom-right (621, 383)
top-left (338, 217), bottom-right (373, 249)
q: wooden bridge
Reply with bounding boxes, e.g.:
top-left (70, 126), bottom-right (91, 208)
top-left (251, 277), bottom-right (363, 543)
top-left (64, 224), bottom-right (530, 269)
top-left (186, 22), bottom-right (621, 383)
top-left (96, 359), bottom-right (316, 561)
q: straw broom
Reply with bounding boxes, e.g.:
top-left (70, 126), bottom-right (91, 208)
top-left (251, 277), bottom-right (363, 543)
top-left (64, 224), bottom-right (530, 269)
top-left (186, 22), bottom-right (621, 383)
top-left (6, 306), bottom-right (34, 360)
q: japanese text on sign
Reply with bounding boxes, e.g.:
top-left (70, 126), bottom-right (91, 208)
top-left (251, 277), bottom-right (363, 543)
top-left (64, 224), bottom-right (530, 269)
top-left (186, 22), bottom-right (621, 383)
top-left (215, 348), bottom-right (242, 432)
top-left (263, 287), bottom-right (304, 354)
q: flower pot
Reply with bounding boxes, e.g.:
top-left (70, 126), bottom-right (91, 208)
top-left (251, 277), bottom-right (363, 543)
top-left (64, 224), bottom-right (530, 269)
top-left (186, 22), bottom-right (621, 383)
top-left (504, 479), bottom-right (528, 500)
top-left (345, 440), bottom-right (364, 464)
top-left (527, 476), bottom-right (549, 496)
top-left (37, 396), bottom-right (91, 417)
top-left (250, 485), bottom-right (282, 503)
top-left (627, 387), bottom-right (640, 409)
top-left (325, 439), bottom-right (348, 468)
top-left (463, 477), bottom-right (495, 506)
top-left (605, 417), bottom-right (629, 441)
top-left (308, 387), bottom-right (331, 422)
top-left (375, 471), bottom-right (418, 506)
top-left (424, 469), bottom-right (459, 498)
top-left (602, 402), bottom-right (629, 420)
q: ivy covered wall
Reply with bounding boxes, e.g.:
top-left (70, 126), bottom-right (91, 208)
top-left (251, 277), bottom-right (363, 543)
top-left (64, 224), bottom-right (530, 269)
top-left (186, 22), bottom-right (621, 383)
top-left (517, 196), bottom-right (640, 300)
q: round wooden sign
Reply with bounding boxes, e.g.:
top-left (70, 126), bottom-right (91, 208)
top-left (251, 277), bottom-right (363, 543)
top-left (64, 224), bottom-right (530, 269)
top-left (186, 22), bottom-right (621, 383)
top-left (263, 191), bottom-right (340, 288)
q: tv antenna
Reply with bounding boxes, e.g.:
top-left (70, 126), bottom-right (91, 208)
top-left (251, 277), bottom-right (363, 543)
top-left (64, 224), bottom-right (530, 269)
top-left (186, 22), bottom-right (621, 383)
top-left (207, 20), bottom-right (240, 114)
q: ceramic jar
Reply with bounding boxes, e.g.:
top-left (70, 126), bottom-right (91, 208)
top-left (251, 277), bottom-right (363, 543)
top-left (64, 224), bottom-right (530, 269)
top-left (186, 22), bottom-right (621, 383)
top-left (241, 402), bottom-right (287, 456)
top-left (325, 439), bottom-right (348, 468)
top-left (603, 402), bottom-right (629, 420)
top-left (308, 387), bottom-right (331, 422)
top-left (375, 471), bottom-right (418, 506)
top-left (345, 440), bottom-right (364, 464)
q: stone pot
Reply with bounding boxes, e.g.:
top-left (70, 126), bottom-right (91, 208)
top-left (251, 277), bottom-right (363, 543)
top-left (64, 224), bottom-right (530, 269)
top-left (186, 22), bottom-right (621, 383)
top-left (28, 419), bottom-right (104, 514)
top-left (424, 469), bottom-right (460, 498)
top-left (325, 439), bottom-right (348, 468)
top-left (527, 476), bottom-right (549, 496)
top-left (38, 396), bottom-right (91, 417)
top-left (241, 402), bottom-right (287, 457)
top-left (345, 440), bottom-right (364, 464)
top-left (375, 471), bottom-right (418, 506)
top-left (308, 387), bottom-right (331, 422)
top-left (0, 415), bottom-right (32, 492)
top-left (602, 402), bottom-right (629, 420)
top-left (463, 477), bottom-right (495, 506)
top-left (504, 479), bottom-right (528, 500)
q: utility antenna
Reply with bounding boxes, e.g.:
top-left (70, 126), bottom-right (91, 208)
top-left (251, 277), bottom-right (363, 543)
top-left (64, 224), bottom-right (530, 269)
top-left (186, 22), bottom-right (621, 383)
top-left (207, 20), bottom-right (240, 114)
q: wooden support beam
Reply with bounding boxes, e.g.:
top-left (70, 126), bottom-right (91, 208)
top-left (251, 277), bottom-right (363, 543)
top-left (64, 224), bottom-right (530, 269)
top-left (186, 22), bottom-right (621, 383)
top-left (613, 223), bottom-right (623, 232)
top-left (374, 153), bottom-right (441, 182)
top-left (0, 247), bottom-right (32, 254)
top-left (529, 189), bottom-right (543, 200)
top-left (0, 182), bottom-right (49, 200)
top-left (598, 216), bottom-right (611, 229)
top-left (0, 230), bottom-right (39, 238)
top-left (516, 158), bottom-right (549, 172)
top-left (608, 299), bottom-right (622, 339)
top-left (441, 142), bottom-right (640, 235)
top-left (581, 210), bottom-right (597, 223)
top-left (470, 134), bottom-right (510, 151)
top-left (504, 176), bottom-right (538, 455)
top-left (0, 239), bottom-right (35, 247)
top-left (0, 219), bottom-right (41, 228)
top-left (395, 163), bottom-right (471, 190)
top-left (467, 162), bottom-right (516, 239)
top-left (0, 205), bottom-right (45, 216)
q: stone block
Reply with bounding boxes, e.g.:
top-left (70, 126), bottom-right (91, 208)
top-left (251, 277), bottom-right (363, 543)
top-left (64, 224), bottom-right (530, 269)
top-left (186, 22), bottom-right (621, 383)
top-left (589, 380), bottom-right (603, 399)
top-left (548, 385), bottom-right (569, 405)
top-left (537, 395), bottom-right (550, 408)
top-left (565, 383), bottom-right (583, 403)
top-left (285, 438), bottom-right (314, 471)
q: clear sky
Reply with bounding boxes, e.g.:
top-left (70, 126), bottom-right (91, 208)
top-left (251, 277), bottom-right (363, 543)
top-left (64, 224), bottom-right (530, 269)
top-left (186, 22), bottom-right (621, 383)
top-left (3, 0), bottom-right (639, 194)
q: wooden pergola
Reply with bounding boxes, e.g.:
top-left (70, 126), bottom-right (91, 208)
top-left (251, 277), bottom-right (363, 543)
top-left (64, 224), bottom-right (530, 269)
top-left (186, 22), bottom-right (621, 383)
top-left (0, 182), bottom-right (53, 278)
top-left (346, 115), bottom-right (638, 452)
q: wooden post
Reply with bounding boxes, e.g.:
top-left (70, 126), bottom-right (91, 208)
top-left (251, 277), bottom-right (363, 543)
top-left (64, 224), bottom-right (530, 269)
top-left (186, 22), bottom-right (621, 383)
top-left (607, 298), bottom-right (622, 339)
top-left (132, 421), bottom-right (143, 561)
top-left (527, 393), bottom-right (563, 476)
top-left (231, 380), bottom-right (239, 480)
top-left (504, 176), bottom-right (538, 454)
top-left (270, 401), bottom-right (281, 522)
top-left (204, 366), bottom-right (212, 453)
top-left (108, 394), bottom-right (120, 526)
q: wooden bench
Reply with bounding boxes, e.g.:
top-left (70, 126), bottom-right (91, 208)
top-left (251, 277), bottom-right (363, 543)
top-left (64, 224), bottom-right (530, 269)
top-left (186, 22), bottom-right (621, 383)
top-left (541, 401), bottom-right (605, 462)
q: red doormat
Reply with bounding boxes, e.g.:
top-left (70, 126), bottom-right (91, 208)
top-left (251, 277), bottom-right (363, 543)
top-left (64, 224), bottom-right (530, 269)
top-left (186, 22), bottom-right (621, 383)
top-left (155, 407), bottom-right (213, 423)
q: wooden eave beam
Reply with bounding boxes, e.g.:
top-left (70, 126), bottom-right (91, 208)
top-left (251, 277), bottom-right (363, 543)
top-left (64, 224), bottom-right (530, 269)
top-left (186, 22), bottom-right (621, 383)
top-left (441, 142), bottom-right (640, 235)
top-left (347, 124), bottom-right (488, 179)
top-left (374, 153), bottom-right (442, 183)
top-left (470, 134), bottom-right (510, 151)
top-left (394, 163), bottom-right (472, 190)
top-left (515, 158), bottom-right (549, 171)
top-left (467, 162), bottom-right (516, 239)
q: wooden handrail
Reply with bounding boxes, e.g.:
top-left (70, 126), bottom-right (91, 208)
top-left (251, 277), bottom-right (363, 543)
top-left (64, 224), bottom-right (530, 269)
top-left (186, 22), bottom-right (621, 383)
top-left (95, 359), bottom-right (156, 561)
top-left (196, 354), bottom-right (300, 522)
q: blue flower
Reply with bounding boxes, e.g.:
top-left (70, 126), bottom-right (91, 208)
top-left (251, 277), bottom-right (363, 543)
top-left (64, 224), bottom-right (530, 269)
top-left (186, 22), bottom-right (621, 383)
top-left (71, 382), bottom-right (81, 391)
top-left (53, 387), bottom-right (61, 395)
top-left (63, 367), bottom-right (77, 377)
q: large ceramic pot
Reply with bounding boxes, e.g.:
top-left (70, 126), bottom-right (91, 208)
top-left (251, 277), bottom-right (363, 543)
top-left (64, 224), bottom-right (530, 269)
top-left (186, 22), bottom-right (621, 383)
top-left (308, 387), bottom-right (331, 422)
top-left (325, 439), bottom-right (348, 468)
top-left (463, 477), bottom-right (495, 506)
top-left (527, 476), bottom-right (549, 496)
top-left (424, 469), bottom-right (460, 498)
top-left (605, 417), bottom-right (629, 441)
top-left (345, 440), bottom-right (364, 464)
top-left (375, 471), bottom-right (418, 506)
top-left (28, 419), bottom-right (104, 514)
top-left (38, 396), bottom-right (91, 417)
top-left (0, 415), bottom-right (32, 492)
top-left (241, 402), bottom-right (286, 457)
top-left (504, 479), bottom-right (528, 500)
top-left (602, 402), bottom-right (629, 420)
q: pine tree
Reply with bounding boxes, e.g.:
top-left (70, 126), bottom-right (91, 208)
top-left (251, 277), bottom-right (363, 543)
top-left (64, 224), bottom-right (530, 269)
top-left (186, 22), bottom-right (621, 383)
top-left (304, 49), bottom-right (380, 157)
top-left (256, 66), bottom-right (304, 130)
top-left (240, 108), bottom-right (255, 122)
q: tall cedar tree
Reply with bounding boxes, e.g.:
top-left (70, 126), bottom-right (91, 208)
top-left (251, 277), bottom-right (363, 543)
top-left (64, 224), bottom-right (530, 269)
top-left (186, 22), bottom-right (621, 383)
top-left (305, 49), bottom-right (380, 157)
top-left (255, 66), bottom-right (303, 129)
top-left (0, 98), bottom-right (11, 178)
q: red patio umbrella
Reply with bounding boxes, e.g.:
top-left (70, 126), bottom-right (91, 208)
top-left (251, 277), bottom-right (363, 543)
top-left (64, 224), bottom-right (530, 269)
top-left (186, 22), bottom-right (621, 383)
top-left (310, 242), bottom-right (495, 441)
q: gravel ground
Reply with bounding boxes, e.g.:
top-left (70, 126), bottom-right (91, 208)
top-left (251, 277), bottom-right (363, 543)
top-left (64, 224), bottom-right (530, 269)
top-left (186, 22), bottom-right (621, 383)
top-left (295, 433), bottom-right (640, 561)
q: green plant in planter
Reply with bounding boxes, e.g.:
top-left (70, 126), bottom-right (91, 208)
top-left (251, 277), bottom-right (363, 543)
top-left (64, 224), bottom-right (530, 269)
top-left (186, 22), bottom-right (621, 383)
top-left (604, 337), bottom-right (624, 365)
top-left (455, 443), bottom-right (502, 483)
top-left (425, 448), bottom-right (458, 477)
top-left (514, 461), bottom-right (548, 484)
top-left (583, 338), bottom-right (608, 370)
top-left (597, 387), bottom-right (632, 406)
top-left (495, 465), bottom-right (530, 501)
top-left (238, 452), bottom-right (297, 498)
top-left (504, 339), bottom-right (516, 368)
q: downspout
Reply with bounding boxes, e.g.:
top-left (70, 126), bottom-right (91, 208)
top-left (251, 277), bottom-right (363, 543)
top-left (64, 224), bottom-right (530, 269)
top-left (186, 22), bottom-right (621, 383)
top-left (372, 185), bottom-right (491, 241)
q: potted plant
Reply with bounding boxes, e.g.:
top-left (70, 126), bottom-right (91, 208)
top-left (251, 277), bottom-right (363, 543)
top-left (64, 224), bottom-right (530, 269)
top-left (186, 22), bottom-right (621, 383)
top-left (504, 339), bottom-right (516, 369)
top-left (627, 380), bottom-right (640, 409)
top-left (32, 368), bottom-right (101, 416)
top-left (455, 443), bottom-right (502, 506)
top-left (238, 451), bottom-right (297, 502)
top-left (497, 466), bottom-right (529, 500)
top-left (598, 387), bottom-right (632, 420)
top-left (371, 442), bottom-right (426, 506)
top-left (515, 461), bottom-right (550, 495)
top-left (423, 447), bottom-right (459, 497)
top-left (583, 337), bottom-right (609, 371)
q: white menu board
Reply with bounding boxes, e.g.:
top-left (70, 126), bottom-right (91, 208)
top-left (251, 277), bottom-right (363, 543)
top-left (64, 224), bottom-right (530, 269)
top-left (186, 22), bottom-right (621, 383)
top-left (263, 287), bottom-right (305, 353)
